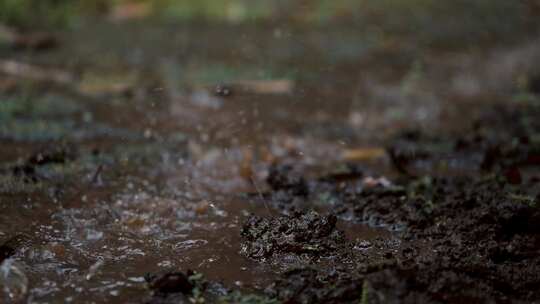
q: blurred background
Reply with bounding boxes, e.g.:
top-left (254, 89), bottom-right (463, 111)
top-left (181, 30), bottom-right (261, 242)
top-left (1, 0), bottom-right (539, 30)
top-left (1, 0), bottom-right (539, 144)
top-left (2, 1), bottom-right (539, 44)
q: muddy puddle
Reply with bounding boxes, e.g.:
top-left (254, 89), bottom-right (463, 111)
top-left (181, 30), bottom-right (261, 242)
top-left (1, 15), bottom-right (540, 303)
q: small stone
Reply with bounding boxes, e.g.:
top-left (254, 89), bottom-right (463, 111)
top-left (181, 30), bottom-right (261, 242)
top-left (145, 271), bottom-right (193, 295)
top-left (214, 84), bottom-right (232, 97)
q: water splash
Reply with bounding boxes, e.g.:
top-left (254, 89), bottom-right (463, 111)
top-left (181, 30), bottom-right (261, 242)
top-left (0, 259), bottom-right (29, 302)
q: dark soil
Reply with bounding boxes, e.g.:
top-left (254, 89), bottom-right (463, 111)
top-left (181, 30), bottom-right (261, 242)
top-left (241, 211), bottom-right (344, 261)
top-left (229, 103), bottom-right (540, 303)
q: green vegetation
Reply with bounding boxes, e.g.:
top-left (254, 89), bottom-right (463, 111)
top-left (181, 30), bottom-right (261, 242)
top-left (0, 0), bottom-right (534, 39)
top-left (360, 280), bottom-right (369, 304)
top-left (0, 0), bottom-right (77, 28)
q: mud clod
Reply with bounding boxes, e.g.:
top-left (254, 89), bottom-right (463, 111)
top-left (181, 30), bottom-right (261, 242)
top-left (241, 103), bottom-right (540, 302)
top-left (145, 271), bottom-right (194, 296)
top-left (0, 240), bottom-right (16, 264)
top-left (241, 211), bottom-right (343, 261)
top-left (0, 234), bottom-right (30, 264)
top-left (10, 144), bottom-right (78, 180)
top-left (266, 163), bottom-right (308, 196)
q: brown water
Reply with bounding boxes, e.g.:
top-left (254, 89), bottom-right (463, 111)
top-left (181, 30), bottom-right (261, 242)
top-left (1, 19), bottom-right (538, 302)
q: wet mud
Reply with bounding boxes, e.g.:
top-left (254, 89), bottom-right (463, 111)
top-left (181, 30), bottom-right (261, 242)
top-left (1, 16), bottom-right (540, 304)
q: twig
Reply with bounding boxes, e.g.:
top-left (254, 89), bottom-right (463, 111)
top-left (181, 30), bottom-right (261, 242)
top-left (91, 165), bottom-right (104, 186)
top-left (249, 176), bottom-right (273, 216)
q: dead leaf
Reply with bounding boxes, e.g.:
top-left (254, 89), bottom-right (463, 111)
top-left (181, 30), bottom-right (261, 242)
top-left (194, 201), bottom-right (210, 215)
top-left (109, 1), bottom-right (152, 22)
top-left (343, 147), bottom-right (386, 161)
top-left (238, 79), bottom-right (294, 94)
top-left (77, 70), bottom-right (135, 96)
top-left (239, 147), bottom-right (254, 180)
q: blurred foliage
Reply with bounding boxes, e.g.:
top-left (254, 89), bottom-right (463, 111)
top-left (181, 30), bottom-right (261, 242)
top-left (0, 0), bottom-right (76, 28)
top-left (0, 0), bottom-right (536, 45)
top-left (153, 0), bottom-right (272, 22)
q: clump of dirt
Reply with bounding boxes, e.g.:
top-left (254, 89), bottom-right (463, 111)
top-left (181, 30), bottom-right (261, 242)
top-left (0, 238), bottom-right (17, 264)
top-left (235, 102), bottom-right (540, 303)
top-left (239, 210), bottom-right (401, 303)
top-left (388, 103), bottom-right (540, 179)
top-left (0, 234), bottom-right (31, 265)
top-left (261, 163), bottom-right (311, 211)
top-left (144, 270), bottom-right (208, 304)
top-left (239, 178), bottom-right (540, 302)
top-left (267, 163), bottom-right (308, 194)
top-left (355, 178), bottom-right (540, 302)
top-left (10, 144), bottom-right (78, 181)
top-left (0, 143), bottom-right (85, 197)
top-left (145, 271), bottom-right (194, 296)
top-left (240, 211), bottom-right (343, 262)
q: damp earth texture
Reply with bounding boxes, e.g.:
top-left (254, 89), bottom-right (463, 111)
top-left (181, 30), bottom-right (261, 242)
top-left (1, 1), bottom-right (540, 303)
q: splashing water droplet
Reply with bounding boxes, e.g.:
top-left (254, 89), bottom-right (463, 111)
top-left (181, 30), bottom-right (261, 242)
top-left (0, 259), bottom-right (28, 301)
top-left (85, 259), bottom-right (104, 281)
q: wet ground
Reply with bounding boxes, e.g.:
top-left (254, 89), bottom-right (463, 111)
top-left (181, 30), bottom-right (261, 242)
top-left (1, 17), bottom-right (540, 303)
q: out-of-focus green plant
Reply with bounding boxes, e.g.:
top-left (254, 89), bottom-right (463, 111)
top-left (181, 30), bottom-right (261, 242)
top-left (0, 0), bottom-right (113, 28)
top-left (151, 0), bottom-right (273, 22)
top-left (0, 0), bottom-right (534, 34)
top-left (0, 0), bottom-right (74, 28)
